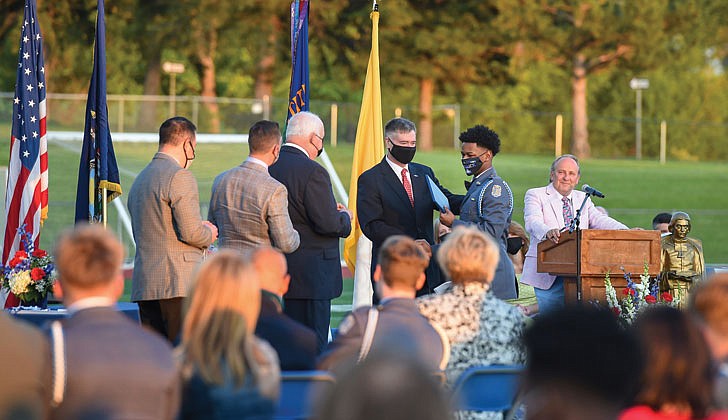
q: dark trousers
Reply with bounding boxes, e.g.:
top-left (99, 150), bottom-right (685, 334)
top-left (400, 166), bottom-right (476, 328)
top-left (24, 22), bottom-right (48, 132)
top-left (283, 298), bottom-right (331, 354)
top-left (137, 297), bottom-right (184, 344)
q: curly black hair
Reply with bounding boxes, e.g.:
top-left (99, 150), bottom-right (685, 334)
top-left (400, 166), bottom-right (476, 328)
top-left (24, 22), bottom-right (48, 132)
top-left (459, 125), bottom-right (500, 156)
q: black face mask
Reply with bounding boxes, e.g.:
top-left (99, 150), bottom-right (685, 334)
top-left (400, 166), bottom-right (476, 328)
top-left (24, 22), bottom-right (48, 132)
top-left (507, 237), bottom-right (523, 255)
top-left (461, 152), bottom-right (486, 176)
top-left (309, 138), bottom-right (323, 157)
top-left (389, 143), bottom-right (416, 164)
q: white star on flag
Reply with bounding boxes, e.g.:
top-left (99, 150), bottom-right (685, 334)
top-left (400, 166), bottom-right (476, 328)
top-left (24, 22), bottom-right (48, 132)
top-left (23, 150), bottom-right (30, 158)
top-left (38, 82), bottom-right (44, 89)
top-left (23, 52), bottom-right (29, 60)
top-left (24, 68), bottom-right (31, 75)
top-left (23, 36), bottom-right (29, 42)
top-left (28, 100), bottom-right (34, 107)
top-left (21, 135), bottom-right (27, 141)
top-left (26, 84), bottom-right (33, 92)
top-left (13, 97), bottom-right (20, 104)
top-left (30, 116), bottom-right (36, 123)
top-left (32, 131), bottom-right (38, 138)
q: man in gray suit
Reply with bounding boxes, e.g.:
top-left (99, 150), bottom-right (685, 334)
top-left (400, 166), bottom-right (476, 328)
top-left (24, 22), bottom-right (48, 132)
top-left (50, 225), bottom-right (180, 420)
top-left (209, 120), bottom-right (299, 253)
top-left (128, 116), bottom-right (218, 342)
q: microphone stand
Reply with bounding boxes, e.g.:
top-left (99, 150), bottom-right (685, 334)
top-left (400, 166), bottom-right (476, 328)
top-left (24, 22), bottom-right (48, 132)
top-left (569, 192), bottom-right (592, 302)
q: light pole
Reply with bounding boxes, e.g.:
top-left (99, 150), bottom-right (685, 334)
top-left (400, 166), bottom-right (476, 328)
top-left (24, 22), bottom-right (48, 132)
top-left (629, 78), bottom-right (649, 160)
top-left (162, 61), bottom-right (185, 117)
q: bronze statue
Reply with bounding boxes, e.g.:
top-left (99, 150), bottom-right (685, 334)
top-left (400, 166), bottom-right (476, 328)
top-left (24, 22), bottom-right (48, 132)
top-left (660, 211), bottom-right (705, 304)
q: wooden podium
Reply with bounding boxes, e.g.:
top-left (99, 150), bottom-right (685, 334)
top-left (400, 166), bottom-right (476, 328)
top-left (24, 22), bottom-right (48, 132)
top-left (537, 230), bottom-right (661, 304)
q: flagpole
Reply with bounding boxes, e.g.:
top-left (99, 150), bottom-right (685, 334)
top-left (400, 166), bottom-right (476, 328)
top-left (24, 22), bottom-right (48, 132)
top-left (372, 0), bottom-right (378, 11)
top-left (102, 187), bottom-right (108, 228)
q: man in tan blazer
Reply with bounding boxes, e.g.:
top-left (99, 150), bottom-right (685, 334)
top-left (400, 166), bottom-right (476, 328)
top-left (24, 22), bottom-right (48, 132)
top-left (128, 116), bottom-right (218, 342)
top-left (209, 120), bottom-right (299, 253)
top-left (0, 313), bottom-right (50, 419)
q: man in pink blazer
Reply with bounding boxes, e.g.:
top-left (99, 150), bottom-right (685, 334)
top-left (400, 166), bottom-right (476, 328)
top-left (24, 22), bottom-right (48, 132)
top-left (521, 154), bottom-right (628, 313)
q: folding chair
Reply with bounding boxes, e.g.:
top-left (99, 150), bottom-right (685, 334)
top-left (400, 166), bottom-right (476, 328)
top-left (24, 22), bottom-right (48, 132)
top-left (274, 370), bottom-right (336, 419)
top-left (451, 365), bottom-right (524, 418)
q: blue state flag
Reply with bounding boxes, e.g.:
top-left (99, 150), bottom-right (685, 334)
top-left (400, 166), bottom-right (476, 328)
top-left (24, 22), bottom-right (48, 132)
top-left (286, 0), bottom-right (309, 121)
top-left (75, 0), bottom-right (121, 223)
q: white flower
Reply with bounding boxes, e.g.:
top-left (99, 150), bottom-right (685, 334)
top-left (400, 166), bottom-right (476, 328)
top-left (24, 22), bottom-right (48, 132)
top-left (9, 270), bottom-right (32, 295)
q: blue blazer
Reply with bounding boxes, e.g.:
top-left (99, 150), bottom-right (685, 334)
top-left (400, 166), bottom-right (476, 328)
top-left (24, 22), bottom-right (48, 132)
top-left (269, 146), bottom-right (351, 300)
top-left (255, 292), bottom-right (317, 371)
top-left (357, 158), bottom-right (462, 293)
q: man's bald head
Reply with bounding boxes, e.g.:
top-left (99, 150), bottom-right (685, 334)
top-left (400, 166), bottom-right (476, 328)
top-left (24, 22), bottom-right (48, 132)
top-left (251, 247), bottom-right (290, 297)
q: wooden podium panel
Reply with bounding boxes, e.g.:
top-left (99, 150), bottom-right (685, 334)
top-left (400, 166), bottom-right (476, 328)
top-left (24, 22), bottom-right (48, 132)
top-left (537, 230), bottom-right (661, 303)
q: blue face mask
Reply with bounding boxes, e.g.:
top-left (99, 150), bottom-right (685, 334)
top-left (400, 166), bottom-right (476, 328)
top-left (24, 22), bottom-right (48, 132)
top-left (461, 152), bottom-right (486, 176)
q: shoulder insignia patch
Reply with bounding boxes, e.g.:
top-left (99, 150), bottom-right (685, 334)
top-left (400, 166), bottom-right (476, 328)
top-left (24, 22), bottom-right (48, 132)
top-left (491, 184), bottom-right (502, 198)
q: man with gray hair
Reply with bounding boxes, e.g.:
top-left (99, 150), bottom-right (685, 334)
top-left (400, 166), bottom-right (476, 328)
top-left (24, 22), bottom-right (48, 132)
top-left (357, 117), bottom-right (461, 303)
top-left (522, 154), bottom-right (628, 313)
top-left (269, 111), bottom-right (352, 353)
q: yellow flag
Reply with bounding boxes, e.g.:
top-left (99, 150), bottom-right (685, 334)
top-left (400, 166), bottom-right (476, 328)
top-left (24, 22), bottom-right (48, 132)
top-left (343, 10), bottom-right (384, 272)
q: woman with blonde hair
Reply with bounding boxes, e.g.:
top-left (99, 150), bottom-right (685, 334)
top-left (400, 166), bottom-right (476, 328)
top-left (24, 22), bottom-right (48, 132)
top-left (178, 250), bottom-right (280, 419)
top-left (418, 226), bottom-right (526, 419)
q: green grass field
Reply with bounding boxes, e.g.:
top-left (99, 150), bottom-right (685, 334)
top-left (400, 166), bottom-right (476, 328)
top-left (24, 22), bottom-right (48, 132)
top-left (3, 136), bottom-right (727, 326)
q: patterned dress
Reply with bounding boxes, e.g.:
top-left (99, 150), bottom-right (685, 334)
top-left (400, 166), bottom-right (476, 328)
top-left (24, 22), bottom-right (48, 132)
top-left (418, 282), bottom-right (527, 420)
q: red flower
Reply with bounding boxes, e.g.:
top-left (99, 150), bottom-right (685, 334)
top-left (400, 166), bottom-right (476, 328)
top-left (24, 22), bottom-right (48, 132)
top-left (645, 295), bottom-right (657, 304)
top-left (8, 256), bottom-right (23, 268)
top-left (611, 307), bottom-right (621, 316)
top-left (14, 250), bottom-right (28, 260)
top-left (622, 288), bottom-right (635, 296)
top-left (30, 267), bottom-right (45, 281)
top-left (661, 292), bottom-right (674, 303)
top-left (32, 249), bottom-right (47, 258)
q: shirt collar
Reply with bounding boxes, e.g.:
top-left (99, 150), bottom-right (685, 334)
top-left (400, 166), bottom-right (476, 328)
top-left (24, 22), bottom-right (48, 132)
top-left (283, 142), bottom-right (310, 158)
top-left (245, 156), bottom-right (268, 169)
top-left (66, 297), bottom-right (115, 315)
top-left (473, 166), bottom-right (493, 181)
top-left (385, 155), bottom-right (408, 174)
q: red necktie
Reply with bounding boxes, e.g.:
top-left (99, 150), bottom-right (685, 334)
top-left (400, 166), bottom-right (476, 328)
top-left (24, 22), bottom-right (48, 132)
top-left (401, 168), bottom-right (414, 207)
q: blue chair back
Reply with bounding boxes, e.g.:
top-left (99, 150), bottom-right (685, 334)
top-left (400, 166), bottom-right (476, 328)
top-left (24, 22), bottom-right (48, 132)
top-left (451, 365), bottom-right (524, 413)
top-left (274, 370), bottom-right (336, 419)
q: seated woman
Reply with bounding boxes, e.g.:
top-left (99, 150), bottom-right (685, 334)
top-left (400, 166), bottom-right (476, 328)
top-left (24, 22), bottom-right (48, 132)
top-left (177, 250), bottom-right (280, 419)
top-left (418, 226), bottom-right (527, 419)
top-left (620, 306), bottom-right (728, 420)
top-left (505, 221), bottom-right (539, 317)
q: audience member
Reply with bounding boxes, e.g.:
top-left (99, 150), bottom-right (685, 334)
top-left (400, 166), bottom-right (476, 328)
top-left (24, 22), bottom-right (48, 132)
top-left (0, 312), bottom-right (49, 419)
top-left (440, 124), bottom-right (517, 300)
top-left (318, 235), bottom-right (448, 373)
top-left (660, 211), bottom-right (706, 305)
top-left (128, 116), bottom-right (218, 342)
top-left (523, 306), bottom-right (642, 420)
top-left (315, 352), bottom-right (451, 420)
top-left (505, 221), bottom-right (539, 317)
top-left (178, 250), bottom-right (280, 419)
top-left (690, 274), bottom-right (728, 410)
top-left (418, 226), bottom-right (526, 390)
top-left (50, 225), bottom-right (180, 420)
top-left (209, 120), bottom-right (300, 254)
top-left (653, 212), bottom-right (672, 235)
top-left (269, 111), bottom-right (352, 353)
top-left (251, 247), bottom-right (317, 371)
top-left (522, 154), bottom-right (628, 313)
top-left (620, 306), bottom-right (728, 420)
top-left (357, 117), bottom-right (461, 302)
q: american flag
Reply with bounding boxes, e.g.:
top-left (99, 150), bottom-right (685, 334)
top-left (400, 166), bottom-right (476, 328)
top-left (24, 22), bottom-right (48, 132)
top-left (3, 0), bottom-right (48, 308)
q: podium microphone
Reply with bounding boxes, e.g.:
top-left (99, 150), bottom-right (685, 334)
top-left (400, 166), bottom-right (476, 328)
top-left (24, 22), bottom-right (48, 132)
top-left (582, 184), bottom-right (605, 198)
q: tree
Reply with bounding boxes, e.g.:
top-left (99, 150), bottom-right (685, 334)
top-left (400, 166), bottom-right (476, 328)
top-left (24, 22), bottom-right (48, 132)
top-left (493, 1), bottom-right (663, 158)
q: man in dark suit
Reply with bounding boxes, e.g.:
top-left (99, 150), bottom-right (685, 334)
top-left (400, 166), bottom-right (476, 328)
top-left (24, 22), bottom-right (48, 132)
top-left (357, 117), bottom-right (461, 302)
top-left (269, 111), bottom-right (352, 353)
top-left (50, 225), bottom-right (179, 420)
top-left (252, 247), bottom-right (317, 370)
top-left (318, 235), bottom-right (448, 372)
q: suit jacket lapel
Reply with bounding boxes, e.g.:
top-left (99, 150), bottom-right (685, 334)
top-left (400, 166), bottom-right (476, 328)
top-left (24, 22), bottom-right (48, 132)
top-left (546, 184), bottom-right (566, 227)
top-left (409, 165), bottom-right (428, 209)
top-left (378, 160), bottom-right (414, 211)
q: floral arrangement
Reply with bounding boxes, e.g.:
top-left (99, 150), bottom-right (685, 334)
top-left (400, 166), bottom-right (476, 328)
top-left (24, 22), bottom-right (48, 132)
top-left (1, 227), bottom-right (55, 306)
top-left (604, 263), bottom-right (677, 324)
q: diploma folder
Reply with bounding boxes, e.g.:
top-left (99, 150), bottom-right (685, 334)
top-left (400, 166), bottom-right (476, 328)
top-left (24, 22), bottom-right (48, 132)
top-left (426, 175), bottom-right (449, 212)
